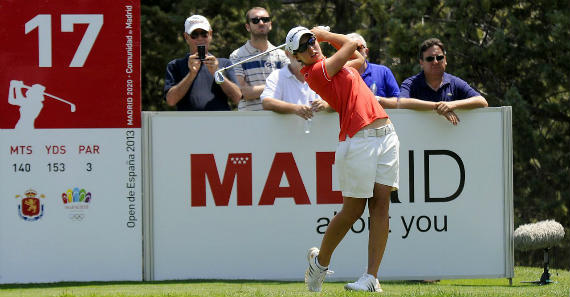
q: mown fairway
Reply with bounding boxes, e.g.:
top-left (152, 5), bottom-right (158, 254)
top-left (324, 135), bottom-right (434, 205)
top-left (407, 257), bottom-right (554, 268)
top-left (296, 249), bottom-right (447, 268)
top-left (0, 267), bottom-right (568, 297)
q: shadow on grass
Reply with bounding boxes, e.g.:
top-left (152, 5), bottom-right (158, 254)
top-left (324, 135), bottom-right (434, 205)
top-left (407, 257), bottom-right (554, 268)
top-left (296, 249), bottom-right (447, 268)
top-left (0, 279), bottom-right (300, 290)
top-left (2, 276), bottom-right (555, 290)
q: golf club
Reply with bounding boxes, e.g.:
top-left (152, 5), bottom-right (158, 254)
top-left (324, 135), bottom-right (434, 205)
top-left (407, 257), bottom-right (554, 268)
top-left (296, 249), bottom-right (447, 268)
top-left (214, 44), bottom-right (286, 84)
top-left (214, 26), bottom-right (330, 84)
top-left (22, 84), bottom-right (76, 112)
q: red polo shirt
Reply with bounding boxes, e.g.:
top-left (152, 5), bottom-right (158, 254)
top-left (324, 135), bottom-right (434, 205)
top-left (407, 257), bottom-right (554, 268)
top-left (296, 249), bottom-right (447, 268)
top-left (301, 58), bottom-right (388, 141)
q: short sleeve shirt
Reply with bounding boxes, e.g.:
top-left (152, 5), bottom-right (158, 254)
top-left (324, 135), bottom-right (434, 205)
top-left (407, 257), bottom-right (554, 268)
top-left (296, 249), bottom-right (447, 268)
top-left (229, 41), bottom-right (289, 85)
top-left (301, 58), bottom-right (388, 141)
top-left (229, 41), bottom-right (290, 110)
top-left (164, 54), bottom-right (237, 111)
top-left (361, 62), bottom-right (400, 97)
top-left (260, 66), bottom-right (321, 105)
top-left (399, 71), bottom-right (480, 102)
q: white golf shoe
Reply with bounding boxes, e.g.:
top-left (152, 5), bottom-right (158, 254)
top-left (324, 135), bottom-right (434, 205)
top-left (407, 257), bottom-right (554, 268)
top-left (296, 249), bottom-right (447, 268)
top-left (304, 247), bottom-right (332, 292)
top-left (344, 273), bottom-right (383, 292)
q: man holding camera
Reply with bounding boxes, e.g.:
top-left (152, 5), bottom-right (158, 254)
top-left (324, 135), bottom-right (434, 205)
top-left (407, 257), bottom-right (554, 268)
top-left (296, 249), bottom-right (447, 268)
top-left (164, 15), bottom-right (241, 111)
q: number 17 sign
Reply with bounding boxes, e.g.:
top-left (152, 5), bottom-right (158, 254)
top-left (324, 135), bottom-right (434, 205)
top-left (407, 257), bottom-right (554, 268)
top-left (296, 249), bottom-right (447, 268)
top-left (0, 1), bottom-right (139, 128)
top-left (0, 0), bottom-right (142, 283)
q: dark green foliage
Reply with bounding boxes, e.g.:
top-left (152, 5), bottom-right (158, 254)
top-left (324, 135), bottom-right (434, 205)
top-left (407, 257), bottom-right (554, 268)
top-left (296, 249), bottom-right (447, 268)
top-left (141, 0), bottom-right (569, 268)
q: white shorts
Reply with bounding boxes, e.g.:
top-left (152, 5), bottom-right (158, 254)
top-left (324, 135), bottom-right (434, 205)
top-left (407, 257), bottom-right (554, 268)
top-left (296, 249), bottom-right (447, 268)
top-left (335, 124), bottom-right (399, 198)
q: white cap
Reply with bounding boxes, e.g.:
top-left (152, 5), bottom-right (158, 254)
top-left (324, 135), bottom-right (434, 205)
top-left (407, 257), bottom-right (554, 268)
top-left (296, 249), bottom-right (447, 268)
top-left (184, 15), bottom-right (211, 34)
top-left (285, 26), bottom-right (314, 53)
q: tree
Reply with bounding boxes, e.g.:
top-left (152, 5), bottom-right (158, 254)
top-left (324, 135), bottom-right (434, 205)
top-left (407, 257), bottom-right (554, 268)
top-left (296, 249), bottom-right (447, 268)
top-left (359, 0), bottom-right (569, 269)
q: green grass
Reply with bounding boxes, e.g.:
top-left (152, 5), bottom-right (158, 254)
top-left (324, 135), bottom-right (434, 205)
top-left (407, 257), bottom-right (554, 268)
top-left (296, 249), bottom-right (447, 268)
top-left (0, 267), bottom-right (568, 297)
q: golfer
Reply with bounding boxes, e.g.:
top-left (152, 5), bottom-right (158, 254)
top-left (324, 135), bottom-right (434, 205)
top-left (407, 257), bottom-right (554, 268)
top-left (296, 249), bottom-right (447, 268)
top-left (285, 26), bottom-right (398, 292)
top-left (8, 80), bottom-right (46, 130)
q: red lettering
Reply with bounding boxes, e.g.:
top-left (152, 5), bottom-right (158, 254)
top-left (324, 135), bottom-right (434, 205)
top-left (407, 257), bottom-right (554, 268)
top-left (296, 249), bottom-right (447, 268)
top-left (79, 145), bottom-right (99, 154)
top-left (10, 145), bottom-right (32, 154)
top-left (190, 153), bottom-right (252, 207)
top-left (46, 145), bottom-right (66, 154)
top-left (316, 152), bottom-right (343, 204)
top-left (259, 152), bottom-right (310, 205)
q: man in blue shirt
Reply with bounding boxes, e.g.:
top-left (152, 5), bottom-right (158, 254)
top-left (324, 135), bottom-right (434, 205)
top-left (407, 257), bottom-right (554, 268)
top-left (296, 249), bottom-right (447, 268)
top-left (346, 33), bottom-right (400, 98)
top-left (164, 15), bottom-right (241, 111)
top-left (400, 38), bottom-right (487, 123)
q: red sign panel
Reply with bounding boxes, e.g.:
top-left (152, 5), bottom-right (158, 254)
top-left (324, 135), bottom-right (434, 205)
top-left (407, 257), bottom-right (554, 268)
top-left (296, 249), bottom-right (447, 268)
top-left (0, 0), bottom-right (140, 129)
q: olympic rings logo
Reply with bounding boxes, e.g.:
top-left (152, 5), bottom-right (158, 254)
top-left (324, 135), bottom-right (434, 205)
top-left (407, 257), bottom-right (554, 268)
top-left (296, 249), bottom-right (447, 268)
top-left (68, 213), bottom-right (85, 221)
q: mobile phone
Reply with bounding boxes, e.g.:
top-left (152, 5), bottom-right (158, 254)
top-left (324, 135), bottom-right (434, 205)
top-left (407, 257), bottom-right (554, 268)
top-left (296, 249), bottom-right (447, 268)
top-left (197, 45), bottom-right (206, 61)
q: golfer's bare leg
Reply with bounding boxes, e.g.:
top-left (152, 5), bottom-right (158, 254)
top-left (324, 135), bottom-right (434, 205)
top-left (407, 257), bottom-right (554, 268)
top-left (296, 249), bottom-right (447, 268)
top-left (366, 183), bottom-right (391, 277)
top-left (317, 197), bottom-right (367, 267)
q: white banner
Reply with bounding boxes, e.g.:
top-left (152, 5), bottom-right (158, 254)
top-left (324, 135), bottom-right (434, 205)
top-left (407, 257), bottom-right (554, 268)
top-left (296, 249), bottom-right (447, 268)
top-left (144, 107), bottom-right (513, 281)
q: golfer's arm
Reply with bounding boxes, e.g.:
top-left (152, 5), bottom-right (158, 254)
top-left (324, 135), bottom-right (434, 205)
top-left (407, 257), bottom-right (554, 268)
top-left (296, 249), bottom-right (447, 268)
top-left (165, 72), bottom-right (197, 106)
top-left (8, 87), bottom-right (16, 104)
top-left (324, 37), bottom-right (361, 77)
top-left (321, 32), bottom-right (364, 71)
top-left (237, 76), bottom-right (264, 100)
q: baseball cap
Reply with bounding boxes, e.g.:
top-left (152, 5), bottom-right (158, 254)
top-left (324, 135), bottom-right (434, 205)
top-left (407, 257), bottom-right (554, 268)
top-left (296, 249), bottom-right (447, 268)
top-left (184, 15), bottom-right (211, 34)
top-left (285, 26), bottom-right (314, 53)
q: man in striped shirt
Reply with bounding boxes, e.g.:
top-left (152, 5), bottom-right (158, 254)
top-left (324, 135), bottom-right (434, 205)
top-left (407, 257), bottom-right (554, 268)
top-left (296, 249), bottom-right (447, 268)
top-left (229, 7), bottom-right (289, 111)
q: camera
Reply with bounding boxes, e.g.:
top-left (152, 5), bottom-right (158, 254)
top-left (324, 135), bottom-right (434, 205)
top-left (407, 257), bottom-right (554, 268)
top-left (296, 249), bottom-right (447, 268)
top-left (197, 45), bottom-right (206, 61)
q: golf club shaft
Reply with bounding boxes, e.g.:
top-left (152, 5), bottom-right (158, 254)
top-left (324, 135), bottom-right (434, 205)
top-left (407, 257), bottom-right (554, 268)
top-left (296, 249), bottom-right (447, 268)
top-left (22, 84), bottom-right (75, 108)
top-left (214, 44), bottom-right (286, 84)
top-left (224, 43), bottom-right (286, 73)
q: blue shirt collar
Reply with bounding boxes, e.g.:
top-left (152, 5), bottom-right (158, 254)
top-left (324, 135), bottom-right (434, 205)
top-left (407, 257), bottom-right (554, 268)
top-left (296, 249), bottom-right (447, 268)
top-left (361, 60), bottom-right (372, 78)
top-left (420, 71), bottom-right (451, 90)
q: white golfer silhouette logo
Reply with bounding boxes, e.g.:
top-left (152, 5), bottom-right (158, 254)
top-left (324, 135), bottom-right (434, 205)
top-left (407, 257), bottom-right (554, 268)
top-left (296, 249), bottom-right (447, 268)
top-left (8, 80), bottom-right (75, 129)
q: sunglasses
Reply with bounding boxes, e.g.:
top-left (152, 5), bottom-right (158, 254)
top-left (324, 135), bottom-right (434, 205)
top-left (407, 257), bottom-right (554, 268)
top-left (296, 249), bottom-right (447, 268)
top-left (424, 54), bottom-right (445, 62)
top-left (190, 30), bottom-right (209, 39)
top-left (295, 36), bottom-right (316, 54)
top-left (250, 16), bottom-right (271, 24)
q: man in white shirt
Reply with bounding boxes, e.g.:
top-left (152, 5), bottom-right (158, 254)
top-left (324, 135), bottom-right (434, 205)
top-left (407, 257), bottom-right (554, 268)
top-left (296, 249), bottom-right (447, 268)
top-left (261, 51), bottom-right (330, 119)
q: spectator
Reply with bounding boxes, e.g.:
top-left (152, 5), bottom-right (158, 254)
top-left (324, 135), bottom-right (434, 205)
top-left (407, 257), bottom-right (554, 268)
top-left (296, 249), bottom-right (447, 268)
top-left (230, 7), bottom-right (289, 111)
top-left (399, 38), bottom-right (488, 122)
top-left (261, 51), bottom-right (331, 119)
top-left (164, 15), bottom-right (241, 111)
top-left (346, 32), bottom-right (400, 98)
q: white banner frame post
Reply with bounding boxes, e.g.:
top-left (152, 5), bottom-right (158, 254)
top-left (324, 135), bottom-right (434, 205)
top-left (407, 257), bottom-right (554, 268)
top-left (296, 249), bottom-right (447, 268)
top-left (142, 107), bottom-right (513, 282)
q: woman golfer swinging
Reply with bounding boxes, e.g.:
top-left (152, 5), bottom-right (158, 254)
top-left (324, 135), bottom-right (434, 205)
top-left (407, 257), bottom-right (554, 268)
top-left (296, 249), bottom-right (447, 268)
top-left (285, 26), bottom-right (399, 292)
top-left (8, 80), bottom-right (46, 130)
top-left (8, 80), bottom-right (76, 129)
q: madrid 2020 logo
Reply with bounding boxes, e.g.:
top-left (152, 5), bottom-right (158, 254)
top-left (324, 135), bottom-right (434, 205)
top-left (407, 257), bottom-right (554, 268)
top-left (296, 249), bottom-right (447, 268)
top-left (62, 187), bottom-right (92, 221)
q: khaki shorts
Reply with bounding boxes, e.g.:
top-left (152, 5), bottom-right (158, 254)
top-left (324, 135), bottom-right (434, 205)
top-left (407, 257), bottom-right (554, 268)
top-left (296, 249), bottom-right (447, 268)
top-left (335, 124), bottom-right (399, 198)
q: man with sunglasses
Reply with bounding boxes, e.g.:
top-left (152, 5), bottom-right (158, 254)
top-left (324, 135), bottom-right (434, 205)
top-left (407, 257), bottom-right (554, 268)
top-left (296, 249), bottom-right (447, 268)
top-left (164, 15), bottom-right (241, 111)
top-left (399, 38), bottom-right (487, 122)
top-left (286, 26), bottom-right (398, 293)
top-left (229, 7), bottom-right (289, 111)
